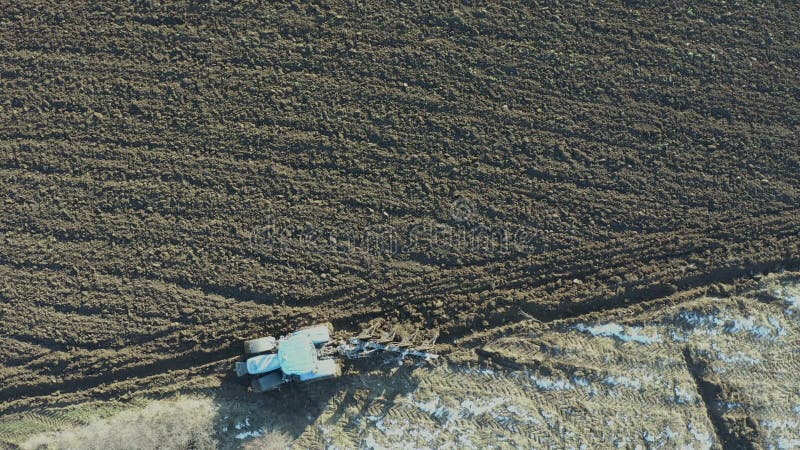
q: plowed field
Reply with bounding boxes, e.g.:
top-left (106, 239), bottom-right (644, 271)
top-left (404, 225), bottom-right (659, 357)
top-left (1, 0), bottom-right (798, 418)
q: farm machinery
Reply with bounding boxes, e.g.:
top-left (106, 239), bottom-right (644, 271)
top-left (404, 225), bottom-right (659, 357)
top-left (235, 321), bottom-right (439, 393)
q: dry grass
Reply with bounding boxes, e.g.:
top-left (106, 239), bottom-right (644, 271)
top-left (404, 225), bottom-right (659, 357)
top-left (239, 431), bottom-right (293, 450)
top-left (20, 397), bottom-right (217, 450)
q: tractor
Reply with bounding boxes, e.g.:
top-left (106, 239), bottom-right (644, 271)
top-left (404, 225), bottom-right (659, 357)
top-left (236, 321), bottom-right (438, 393)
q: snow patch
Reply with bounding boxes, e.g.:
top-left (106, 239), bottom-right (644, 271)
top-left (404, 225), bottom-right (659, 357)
top-left (784, 295), bottom-right (800, 315)
top-left (687, 422), bottom-right (716, 449)
top-left (716, 351), bottom-right (759, 364)
top-left (761, 418), bottom-right (800, 430)
top-left (673, 386), bottom-right (696, 404)
top-left (453, 365), bottom-right (496, 377)
top-left (603, 375), bottom-right (642, 390)
top-left (363, 435), bottom-right (387, 450)
top-left (505, 405), bottom-right (541, 425)
top-left (530, 373), bottom-right (574, 391)
top-left (234, 417), bottom-right (251, 430)
top-left (460, 397), bottom-right (508, 417)
top-left (773, 438), bottom-right (800, 450)
top-left (372, 418), bottom-right (405, 438)
top-left (719, 401), bottom-right (745, 411)
top-left (235, 430), bottom-right (263, 440)
top-left (671, 310), bottom-right (784, 341)
top-left (574, 322), bottom-right (662, 344)
top-left (231, 417), bottom-right (264, 441)
top-left (365, 413), bottom-right (440, 449)
top-left (572, 375), bottom-right (591, 387)
top-left (724, 316), bottom-right (778, 340)
top-left (410, 395), bottom-right (451, 421)
top-left (457, 430), bottom-right (478, 450)
top-left (675, 310), bottom-right (724, 329)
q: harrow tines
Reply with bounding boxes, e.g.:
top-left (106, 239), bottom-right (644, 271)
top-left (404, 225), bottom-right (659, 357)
top-left (356, 320), bottom-right (383, 340)
top-left (377, 326), bottom-right (398, 344)
top-left (397, 331), bottom-right (417, 348)
top-left (416, 329), bottom-right (439, 350)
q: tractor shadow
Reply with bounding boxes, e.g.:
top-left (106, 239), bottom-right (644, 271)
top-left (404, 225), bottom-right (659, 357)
top-left (211, 354), bottom-right (428, 449)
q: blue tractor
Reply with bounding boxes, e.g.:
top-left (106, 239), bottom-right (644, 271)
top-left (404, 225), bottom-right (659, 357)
top-left (236, 321), bottom-right (439, 393)
top-left (236, 323), bottom-right (340, 393)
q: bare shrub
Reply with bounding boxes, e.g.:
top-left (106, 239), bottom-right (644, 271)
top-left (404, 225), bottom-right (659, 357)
top-left (239, 430), bottom-right (293, 450)
top-left (21, 397), bottom-right (217, 450)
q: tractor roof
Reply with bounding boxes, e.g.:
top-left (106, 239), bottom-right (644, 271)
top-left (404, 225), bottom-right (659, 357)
top-left (277, 333), bottom-right (317, 375)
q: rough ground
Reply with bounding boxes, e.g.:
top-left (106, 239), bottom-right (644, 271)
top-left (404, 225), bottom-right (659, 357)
top-left (0, 0), bottom-right (798, 439)
top-left (290, 277), bottom-right (800, 449)
top-left (5, 276), bottom-right (799, 449)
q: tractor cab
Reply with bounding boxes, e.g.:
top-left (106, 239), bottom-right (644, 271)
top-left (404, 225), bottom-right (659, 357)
top-left (277, 332), bottom-right (317, 376)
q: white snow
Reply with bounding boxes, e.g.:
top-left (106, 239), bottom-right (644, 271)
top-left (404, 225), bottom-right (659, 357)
top-left (773, 438), bottom-right (800, 450)
top-left (234, 417), bottom-right (251, 430)
top-left (671, 310), bottom-right (785, 341)
top-left (673, 386), bottom-right (696, 404)
top-left (372, 418), bottom-right (405, 438)
top-left (720, 401), bottom-right (744, 411)
top-left (716, 352), bottom-right (759, 364)
top-left (364, 412), bottom-right (440, 450)
top-left (675, 310), bottom-right (723, 329)
top-left (235, 430), bottom-right (263, 440)
top-left (687, 422), bottom-right (716, 449)
top-left (530, 373), bottom-right (574, 391)
top-left (362, 435), bottom-right (387, 450)
top-left (574, 322), bottom-right (661, 344)
top-left (713, 346), bottom-right (760, 364)
top-left (724, 316), bottom-right (777, 340)
top-left (407, 394), bottom-right (456, 423)
top-left (761, 418), bottom-right (800, 429)
top-left (505, 405), bottom-right (540, 425)
top-left (460, 397), bottom-right (508, 416)
top-left (572, 376), bottom-right (591, 387)
top-left (785, 295), bottom-right (800, 314)
top-left (231, 417), bottom-right (267, 442)
top-left (603, 375), bottom-right (642, 390)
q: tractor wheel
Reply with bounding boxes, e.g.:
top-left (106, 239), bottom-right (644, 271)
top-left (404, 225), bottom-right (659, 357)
top-left (251, 372), bottom-right (284, 393)
top-left (244, 337), bottom-right (276, 355)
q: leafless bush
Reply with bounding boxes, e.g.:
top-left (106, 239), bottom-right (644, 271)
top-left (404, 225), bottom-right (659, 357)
top-left (239, 430), bottom-right (293, 450)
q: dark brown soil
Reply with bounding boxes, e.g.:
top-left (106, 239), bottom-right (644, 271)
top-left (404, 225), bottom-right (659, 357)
top-left (0, 1), bottom-right (798, 415)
